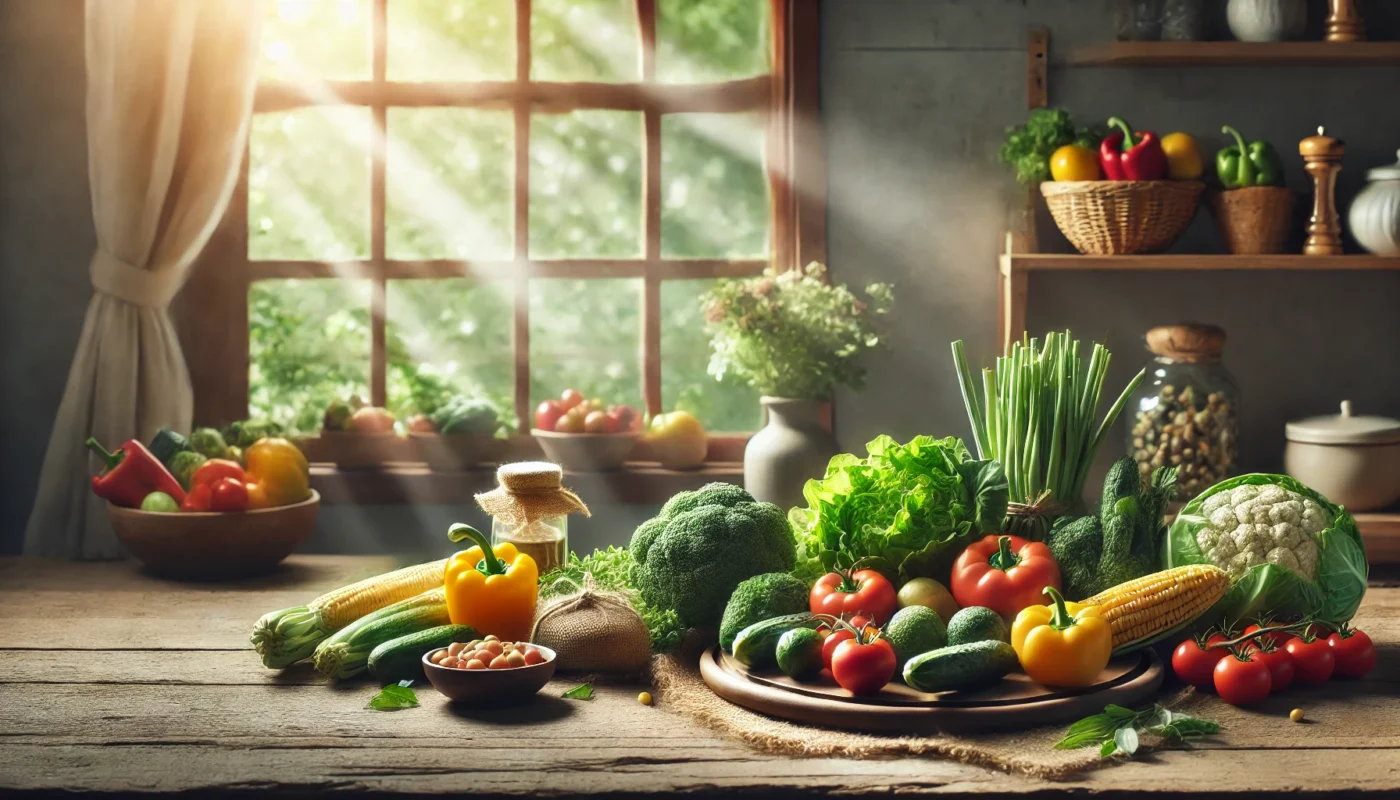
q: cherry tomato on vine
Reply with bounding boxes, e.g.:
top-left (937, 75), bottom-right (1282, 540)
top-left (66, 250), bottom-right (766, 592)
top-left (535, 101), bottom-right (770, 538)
top-left (1213, 652), bottom-right (1272, 706)
top-left (1250, 644), bottom-right (1295, 693)
top-left (1172, 636), bottom-right (1227, 689)
top-left (830, 637), bottom-right (897, 697)
top-left (1328, 628), bottom-right (1377, 679)
top-left (1284, 636), bottom-right (1335, 686)
top-left (1242, 622), bottom-right (1288, 650)
top-left (821, 615), bottom-right (870, 672)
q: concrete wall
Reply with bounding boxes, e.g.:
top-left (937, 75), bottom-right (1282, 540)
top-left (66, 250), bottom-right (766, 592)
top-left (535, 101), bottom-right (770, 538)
top-left (5, 0), bottom-right (1400, 554)
top-left (826, 0), bottom-right (1400, 497)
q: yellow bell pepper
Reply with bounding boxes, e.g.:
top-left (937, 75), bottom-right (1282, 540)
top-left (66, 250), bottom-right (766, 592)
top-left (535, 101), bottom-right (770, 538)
top-left (1011, 587), bottom-right (1112, 688)
top-left (443, 524), bottom-right (538, 642)
top-left (1050, 144), bottom-right (1101, 182)
top-left (244, 437), bottom-right (310, 509)
top-left (1161, 132), bottom-right (1204, 180)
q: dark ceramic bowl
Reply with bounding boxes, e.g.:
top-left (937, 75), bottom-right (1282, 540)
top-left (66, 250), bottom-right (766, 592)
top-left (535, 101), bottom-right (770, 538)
top-left (422, 644), bottom-right (558, 704)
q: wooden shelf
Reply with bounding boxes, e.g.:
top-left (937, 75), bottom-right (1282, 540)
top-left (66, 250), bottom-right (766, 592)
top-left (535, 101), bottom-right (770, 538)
top-left (1357, 513), bottom-right (1400, 565)
top-left (1068, 41), bottom-right (1400, 68)
top-left (1004, 253), bottom-right (1400, 273)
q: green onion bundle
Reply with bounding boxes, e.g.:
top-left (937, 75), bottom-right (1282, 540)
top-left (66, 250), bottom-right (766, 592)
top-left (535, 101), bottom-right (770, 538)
top-left (951, 332), bottom-right (1144, 540)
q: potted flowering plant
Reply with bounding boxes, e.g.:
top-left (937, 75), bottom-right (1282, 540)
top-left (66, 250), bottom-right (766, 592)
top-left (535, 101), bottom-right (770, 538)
top-left (702, 262), bottom-right (893, 507)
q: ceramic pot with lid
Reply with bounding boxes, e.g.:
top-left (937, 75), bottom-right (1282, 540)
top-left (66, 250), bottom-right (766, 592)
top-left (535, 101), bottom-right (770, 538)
top-left (1285, 400), bottom-right (1400, 512)
top-left (1348, 150), bottom-right (1400, 257)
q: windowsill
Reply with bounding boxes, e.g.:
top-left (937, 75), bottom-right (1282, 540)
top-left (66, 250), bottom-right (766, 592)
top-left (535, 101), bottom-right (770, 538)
top-left (309, 461), bottom-right (744, 505)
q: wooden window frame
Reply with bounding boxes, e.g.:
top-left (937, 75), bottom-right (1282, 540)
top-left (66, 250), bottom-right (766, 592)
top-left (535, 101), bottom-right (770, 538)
top-left (177, 0), bottom-right (824, 468)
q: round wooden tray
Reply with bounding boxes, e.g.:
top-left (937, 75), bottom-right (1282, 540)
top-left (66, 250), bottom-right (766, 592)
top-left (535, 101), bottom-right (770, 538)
top-left (699, 645), bottom-right (1165, 735)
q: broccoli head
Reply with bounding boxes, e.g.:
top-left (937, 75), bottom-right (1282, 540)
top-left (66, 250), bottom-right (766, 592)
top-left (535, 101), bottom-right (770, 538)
top-left (629, 482), bottom-right (796, 629)
top-left (718, 572), bottom-right (810, 651)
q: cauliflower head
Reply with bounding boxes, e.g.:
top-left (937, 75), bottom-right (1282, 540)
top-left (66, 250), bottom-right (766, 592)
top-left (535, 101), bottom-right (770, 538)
top-left (1194, 483), bottom-right (1324, 581)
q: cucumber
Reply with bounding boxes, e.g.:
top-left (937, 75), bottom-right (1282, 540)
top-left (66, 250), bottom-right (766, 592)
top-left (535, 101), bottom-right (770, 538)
top-left (902, 640), bottom-right (1019, 693)
top-left (731, 613), bottom-right (818, 669)
top-left (368, 624), bottom-right (477, 684)
top-left (313, 594), bottom-right (451, 679)
top-left (774, 628), bottom-right (824, 681)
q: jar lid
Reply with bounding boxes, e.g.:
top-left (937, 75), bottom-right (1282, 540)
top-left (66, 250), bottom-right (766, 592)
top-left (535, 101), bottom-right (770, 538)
top-left (1286, 401), bottom-right (1400, 445)
top-left (1366, 149), bottom-right (1400, 181)
top-left (1298, 126), bottom-right (1345, 158)
top-left (475, 461), bottom-right (591, 528)
top-left (1145, 324), bottom-right (1225, 363)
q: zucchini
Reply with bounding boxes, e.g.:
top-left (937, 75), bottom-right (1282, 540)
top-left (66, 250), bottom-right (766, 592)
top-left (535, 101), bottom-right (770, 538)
top-left (902, 640), bottom-right (1018, 693)
top-left (731, 613), bottom-right (818, 669)
top-left (312, 589), bottom-right (450, 679)
top-left (368, 624), bottom-right (477, 684)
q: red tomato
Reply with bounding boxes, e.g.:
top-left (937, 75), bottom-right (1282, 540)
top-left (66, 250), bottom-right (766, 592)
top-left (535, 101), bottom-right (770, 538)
top-left (810, 570), bottom-right (898, 625)
top-left (1284, 636), bottom-right (1335, 686)
top-left (208, 477), bottom-right (250, 512)
top-left (180, 483), bottom-right (213, 512)
top-left (1172, 637), bottom-right (1227, 689)
top-left (1251, 645), bottom-right (1295, 693)
top-left (534, 400), bottom-right (565, 431)
top-left (830, 637), bottom-right (896, 696)
top-left (1328, 629), bottom-right (1377, 679)
top-left (1214, 653), bottom-right (1272, 706)
top-left (820, 615), bottom-right (869, 671)
top-left (190, 459), bottom-right (247, 489)
top-left (950, 535), bottom-right (1061, 620)
top-left (607, 405), bottom-right (640, 432)
top-left (1243, 622), bottom-right (1288, 649)
top-left (559, 389), bottom-right (585, 411)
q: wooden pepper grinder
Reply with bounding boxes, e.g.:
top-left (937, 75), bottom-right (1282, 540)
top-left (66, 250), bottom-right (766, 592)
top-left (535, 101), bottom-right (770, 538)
top-left (1300, 127), bottom-right (1345, 256)
top-left (1326, 0), bottom-right (1366, 42)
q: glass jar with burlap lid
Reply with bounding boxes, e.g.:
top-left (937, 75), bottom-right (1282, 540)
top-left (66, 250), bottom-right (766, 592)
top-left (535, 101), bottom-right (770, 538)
top-left (1127, 324), bottom-right (1240, 499)
top-left (476, 461), bottom-right (590, 574)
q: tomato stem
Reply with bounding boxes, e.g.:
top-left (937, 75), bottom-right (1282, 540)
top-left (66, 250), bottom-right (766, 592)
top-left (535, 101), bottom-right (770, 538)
top-left (1207, 620), bottom-right (1311, 650)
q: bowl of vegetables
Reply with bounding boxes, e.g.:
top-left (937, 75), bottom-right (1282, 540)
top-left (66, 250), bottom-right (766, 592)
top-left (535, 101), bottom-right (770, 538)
top-left (423, 638), bottom-right (557, 704)
top-left (321, 397), bottom-right (402, 469)
top-left (531, 388), bottom-right (641, 471)
top-left (107, 491), bottom-right (320, 581)
top-left (406, 395), bottom-right (511, 471)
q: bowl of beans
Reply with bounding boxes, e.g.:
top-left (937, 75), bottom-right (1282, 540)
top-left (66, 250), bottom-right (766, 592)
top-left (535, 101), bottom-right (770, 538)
top-left (422, 636), bottom-right (557, 704)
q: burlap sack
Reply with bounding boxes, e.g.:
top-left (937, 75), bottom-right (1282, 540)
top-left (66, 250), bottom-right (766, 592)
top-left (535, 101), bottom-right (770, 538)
top-left (532, 587), bottom-right (652, 673)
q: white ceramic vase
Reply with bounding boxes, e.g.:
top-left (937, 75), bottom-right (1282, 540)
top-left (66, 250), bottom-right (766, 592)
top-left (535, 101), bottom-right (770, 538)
top-left (1227, 0), bottom-right (1306, 41)
top-left (1349, 150), bottom-right (1400, 257)
top-left (743, 397), bottom-right (839, 510)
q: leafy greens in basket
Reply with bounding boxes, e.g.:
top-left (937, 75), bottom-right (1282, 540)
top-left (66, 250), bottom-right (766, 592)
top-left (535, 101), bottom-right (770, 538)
top-left (789, 435), bottom-right (1007, 584)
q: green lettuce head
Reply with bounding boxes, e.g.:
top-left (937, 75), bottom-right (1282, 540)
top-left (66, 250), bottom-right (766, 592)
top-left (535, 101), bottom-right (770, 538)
top-left (1164, 474), bottom-right (1368, 626)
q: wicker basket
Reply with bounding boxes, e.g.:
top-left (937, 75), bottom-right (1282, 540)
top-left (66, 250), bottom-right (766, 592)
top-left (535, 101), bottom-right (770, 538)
top-left (1041, 180), bottom-right (1204, 255)
top-left (1207, 186), bottom-right (1295, 255)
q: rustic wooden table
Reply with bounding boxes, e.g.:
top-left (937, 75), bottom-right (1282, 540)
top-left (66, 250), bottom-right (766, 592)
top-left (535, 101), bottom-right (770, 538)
top-left (1, 556), bottom-right (1396, 797)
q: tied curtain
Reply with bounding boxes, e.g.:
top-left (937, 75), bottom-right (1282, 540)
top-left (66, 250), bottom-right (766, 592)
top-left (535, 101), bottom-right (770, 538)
top-left (25, 0), bottom-right (263, 559)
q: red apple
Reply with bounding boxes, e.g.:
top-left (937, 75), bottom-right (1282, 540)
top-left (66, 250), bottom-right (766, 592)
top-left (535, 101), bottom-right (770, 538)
top-left (608, 404), bottom-right (640, 432)
top-left (535, 400), bottom-right (565, 432)
top-left (584, 410), bottom-right (615, 433)
top-left (559, 388), bottom-right (585, 411)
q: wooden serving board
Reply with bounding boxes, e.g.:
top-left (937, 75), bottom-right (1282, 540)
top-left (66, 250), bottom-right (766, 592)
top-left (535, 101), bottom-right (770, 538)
top-left (699, 646), bottom-right (1165, 735)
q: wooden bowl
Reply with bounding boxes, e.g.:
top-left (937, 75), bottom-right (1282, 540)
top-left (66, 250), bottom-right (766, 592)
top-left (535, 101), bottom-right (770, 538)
top-left (410, 432), bottom-right (510, 471)
top-left (422, 644), bottom-right (558, 705)
top-left (319, 430), bottom-right (400, 469)
top-left (531, 430), bottom-right (638, 471)
top-left (107, 492), bottom-right (320, 581)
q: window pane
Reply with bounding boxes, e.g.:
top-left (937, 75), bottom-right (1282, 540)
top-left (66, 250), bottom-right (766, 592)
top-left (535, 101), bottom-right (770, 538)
top-left (661, 279), bottom-right (761, 432)
top-left (250, 108), bottom-right (372, 261)
top-left (387, 109), bottom-right (514, 260)
top-left (657, 0), bottom-right (769, 83)
top-left (531, 0), bottom-right (639, 82)
top-left (388, 0), bottom-right (515, 81)
top-left (249, 279), bottom-right (371, 435)
top-left (530, 112), bottom-right (642, 259)
top-left (530, 279), bottom-right (642, 413)
top-left (662, 113), bottom-right (769, 258)
top-left (386, 280), bottom-right (515, 420)
top-left (261, 0), bottom-right (371, 80)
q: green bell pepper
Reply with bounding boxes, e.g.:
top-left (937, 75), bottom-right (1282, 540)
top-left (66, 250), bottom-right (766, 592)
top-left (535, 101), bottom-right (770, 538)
top-left (1216, 125), bottom-right (1285, 189)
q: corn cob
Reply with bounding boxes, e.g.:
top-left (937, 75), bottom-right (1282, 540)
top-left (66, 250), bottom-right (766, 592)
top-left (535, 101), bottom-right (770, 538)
top-left (251, 559), bottom-right (447, 668)
top-left (312, 588), bottom-right (450, 679)
top-left (1082, 564), bottom-right (1229, 654)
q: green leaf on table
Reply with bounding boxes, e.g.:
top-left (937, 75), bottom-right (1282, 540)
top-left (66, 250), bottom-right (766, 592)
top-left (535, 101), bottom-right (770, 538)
top-left (1113, 727), bottom-right (1140, 757)
top-left (1057, 703), bottom-right (1220, 759)
top-left (369, 680), bottom-right (419, 711)
top-left (562, 683), bottom-right (594, 701)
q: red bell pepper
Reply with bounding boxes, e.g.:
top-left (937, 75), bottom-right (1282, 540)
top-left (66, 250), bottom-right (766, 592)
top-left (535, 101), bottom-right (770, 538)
top-left (950, 534), bottom-right (1061, 620)
top-left (186, 459), bottom-right (251, 512)
top-left (1099, 116), bottom-right (1169, 181)
top-left (87, 438), bottom-right (186, 508)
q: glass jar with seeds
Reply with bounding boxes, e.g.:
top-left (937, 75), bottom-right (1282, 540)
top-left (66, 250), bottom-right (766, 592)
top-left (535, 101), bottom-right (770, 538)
top-left (475, 461), bottom-right (591, 574)
top-left (1126, 324), bottom-right (1239, 500)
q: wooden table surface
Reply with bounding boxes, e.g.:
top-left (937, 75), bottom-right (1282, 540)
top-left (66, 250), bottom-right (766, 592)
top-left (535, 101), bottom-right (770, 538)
top-left (1, 555), bottom-right (1396, 798)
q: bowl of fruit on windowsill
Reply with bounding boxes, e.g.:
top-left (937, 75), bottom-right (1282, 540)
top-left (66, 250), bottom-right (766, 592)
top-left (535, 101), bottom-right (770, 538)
top-left (531, 389), bottom-right (640, 472)
top-left (319, 396), bottom-right (402, 469)
top-left (406, 395), bottom-right (510, 471)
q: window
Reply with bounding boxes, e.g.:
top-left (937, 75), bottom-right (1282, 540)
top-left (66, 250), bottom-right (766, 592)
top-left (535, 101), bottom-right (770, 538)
top-left (183, 0), bottom-right (823, 454)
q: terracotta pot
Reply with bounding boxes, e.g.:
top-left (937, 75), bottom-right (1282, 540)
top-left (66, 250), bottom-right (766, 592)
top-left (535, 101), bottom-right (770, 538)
top-left (743, 397), bottom-right (839, 509)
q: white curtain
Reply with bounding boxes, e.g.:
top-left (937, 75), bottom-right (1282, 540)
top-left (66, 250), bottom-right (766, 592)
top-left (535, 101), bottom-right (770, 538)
top-left (25, 0), bottom-right (264, 559)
